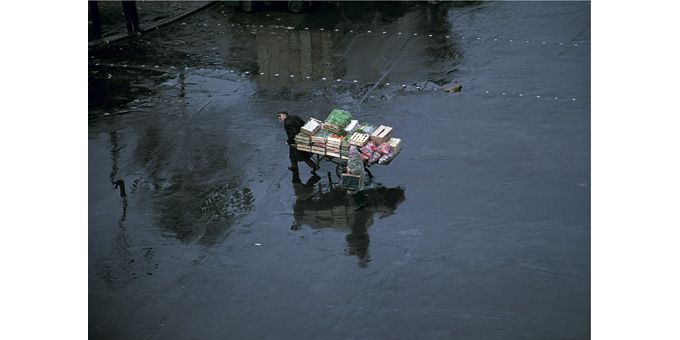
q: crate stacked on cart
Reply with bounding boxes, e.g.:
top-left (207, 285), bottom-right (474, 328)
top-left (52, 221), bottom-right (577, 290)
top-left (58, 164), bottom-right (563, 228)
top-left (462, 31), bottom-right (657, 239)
top-left (340, 137), bottom-right (350, 159)
top-left (294, 133), bottom-right (312, 152)
top-left (323, 109), bottom-right (352, 135)
top-left (348, 132), bottom-right (370, 147)
top-left (343, 122), bottom-right (401, 165)
top-left (310, 129), bottom-right (329, 155)
top-left (301, 118), bottom-right (322, 135)
top-left (311, 129), bottom-right (330, 144)
top-left (294, 109), bottom-right (403, 166)
top-left (325, 134), bottom-right (343, 158)
top-left (295, 117), bottom-right (320, 153)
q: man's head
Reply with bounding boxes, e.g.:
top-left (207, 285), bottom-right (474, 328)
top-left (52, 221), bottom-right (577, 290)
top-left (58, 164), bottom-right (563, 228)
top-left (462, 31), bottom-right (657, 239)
top-left (277, 111), bottom-right (289, 122)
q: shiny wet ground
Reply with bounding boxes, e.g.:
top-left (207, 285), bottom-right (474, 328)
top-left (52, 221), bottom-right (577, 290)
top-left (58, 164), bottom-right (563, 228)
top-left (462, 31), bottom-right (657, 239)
top-left (89, 2), bottom-right (590, 339)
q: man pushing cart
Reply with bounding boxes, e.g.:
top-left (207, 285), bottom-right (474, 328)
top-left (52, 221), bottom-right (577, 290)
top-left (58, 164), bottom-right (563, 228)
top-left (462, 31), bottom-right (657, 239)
top-left (284, 108), bottom-right (403, 207)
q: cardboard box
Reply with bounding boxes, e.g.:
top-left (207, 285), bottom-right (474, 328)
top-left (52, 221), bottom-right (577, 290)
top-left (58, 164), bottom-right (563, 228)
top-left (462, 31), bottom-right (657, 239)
top-left (370, 125), bottom-right (393, 144)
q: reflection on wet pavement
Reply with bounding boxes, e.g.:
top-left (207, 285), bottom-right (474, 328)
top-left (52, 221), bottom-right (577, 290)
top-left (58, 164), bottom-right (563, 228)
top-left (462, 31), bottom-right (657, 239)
top-left (89, 2), bottom-right (465, 112)
top-left (291, 175), bottom-right (406, 267)
top-left (90, 0), bottom-right (459, 254)
top-left (89, 1), bottom-right (590, 338)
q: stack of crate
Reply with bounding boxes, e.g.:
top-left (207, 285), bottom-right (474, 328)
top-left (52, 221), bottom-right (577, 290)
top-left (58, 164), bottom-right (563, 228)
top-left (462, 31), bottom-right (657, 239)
top-left (311, 130), bottom-right (330, 144)
top-left (310, 129), bottom-right (329, 155)
top-left (295, 133), bottom-right (312, 152)
top-left (296, 117), bottom-right (321, 152)
top-left (293, 111), bottom-right (403, 166)
top-left (301, 118), bottom-right (322, 136)
top-left (323, 109), bottom-right (352, 135)
top-left (325, 135), bottom-right (343, 158)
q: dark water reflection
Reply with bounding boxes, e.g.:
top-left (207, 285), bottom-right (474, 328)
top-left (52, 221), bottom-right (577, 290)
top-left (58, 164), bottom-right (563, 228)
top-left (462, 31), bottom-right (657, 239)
top-left (101, 117), bottom-right (255, 248)
top-left (154, 180), bottom-right (254, 245)
top-left (89, 1), bottom-right (464, 108)
top-left (90, 0), bottom-right (458, 251)
top-left (89, 1), bottom-right (590, 337)
top-left (292, 176), bottom-right (405, 267)
top-left (131, 126), bottom-right (254, 246)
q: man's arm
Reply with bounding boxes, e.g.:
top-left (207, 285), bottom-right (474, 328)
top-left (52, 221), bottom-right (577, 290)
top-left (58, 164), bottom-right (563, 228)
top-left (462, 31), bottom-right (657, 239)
top-left (284, 123), bottom-right (297, 145)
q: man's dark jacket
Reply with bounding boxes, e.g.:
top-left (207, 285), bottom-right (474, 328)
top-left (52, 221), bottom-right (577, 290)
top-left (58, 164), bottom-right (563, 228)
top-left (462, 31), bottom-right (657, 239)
top-left (285, 115), bottom-right (312, 162)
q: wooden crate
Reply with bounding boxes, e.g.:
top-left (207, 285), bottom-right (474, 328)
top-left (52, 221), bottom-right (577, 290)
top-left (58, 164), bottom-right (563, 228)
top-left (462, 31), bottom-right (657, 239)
top-left (301, 118), bottom-right (322, 135)
top-left (295, 135), bottom-right (311, 145)
top-left (341, 173), bottom-right (362, 190)
top-left (311, 130), bottom-right (330, 144)
top-left (296, 144), bottom-right (312, 152)
top-left (326, 135), bottom-right (343, 148)
top-left (311, 145), bottom-right (326, 155)
top-left (343, 120), bottom-right (359, 134)
top-left (349, 132), bottom-right (370, 147)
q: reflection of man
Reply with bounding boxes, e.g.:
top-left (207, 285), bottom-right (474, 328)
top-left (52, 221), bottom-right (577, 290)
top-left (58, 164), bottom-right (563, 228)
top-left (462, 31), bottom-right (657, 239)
top-left (278, 111), bottom-right (319, 183)
top-left (291, 175), bottom-right (322, 230)
top-left (291, 182), bottom-right (406, 267)
top-left (346, 208), bottom-right (372, 267)
top-left (121, 1), bottom-right (140, 33)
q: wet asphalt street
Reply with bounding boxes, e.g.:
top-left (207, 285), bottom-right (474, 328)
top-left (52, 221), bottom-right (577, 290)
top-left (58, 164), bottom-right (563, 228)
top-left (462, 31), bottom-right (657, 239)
top-left (89, 2), bottom-right (590, 339)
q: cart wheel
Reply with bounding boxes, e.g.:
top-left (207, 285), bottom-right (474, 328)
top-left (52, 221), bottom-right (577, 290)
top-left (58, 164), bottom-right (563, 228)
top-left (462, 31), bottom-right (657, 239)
top-left (335, 164), bottom-right (345, 179)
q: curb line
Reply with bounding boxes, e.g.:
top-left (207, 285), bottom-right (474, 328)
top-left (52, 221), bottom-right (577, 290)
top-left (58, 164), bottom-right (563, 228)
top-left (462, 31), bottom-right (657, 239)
top-left (88, 1), bottom-right (217, 49)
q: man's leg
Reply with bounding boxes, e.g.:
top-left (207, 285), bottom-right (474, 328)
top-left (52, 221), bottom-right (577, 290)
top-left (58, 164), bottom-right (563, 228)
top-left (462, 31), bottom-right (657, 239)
top-left (304, 158), bottom-right (320, 172)
top-left (289, 160), bottom-right (301, 183)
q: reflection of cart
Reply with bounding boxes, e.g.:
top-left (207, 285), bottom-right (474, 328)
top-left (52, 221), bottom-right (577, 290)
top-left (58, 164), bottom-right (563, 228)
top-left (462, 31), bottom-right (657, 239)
top-left (292, 177), bottom-right (406, 230)
top-left (310, 149), bottom-right (401, 179)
